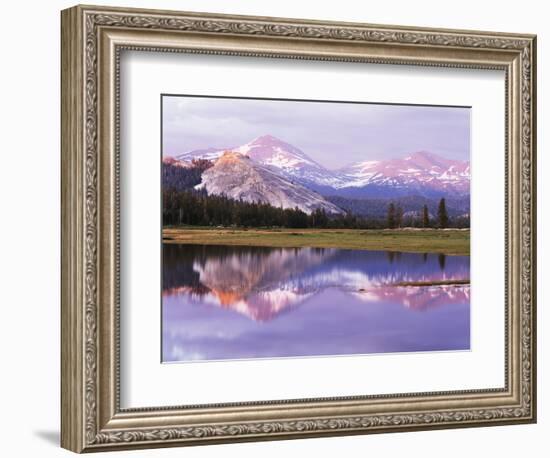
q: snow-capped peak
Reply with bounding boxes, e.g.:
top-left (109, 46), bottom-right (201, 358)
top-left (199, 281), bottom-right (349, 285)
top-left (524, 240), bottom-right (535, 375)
top-left (176, 135), bottom-right (341, 187)
top-left (338, 151), bottom-right (470, 195)
top-left (234, 134), bottom-right (318, 166)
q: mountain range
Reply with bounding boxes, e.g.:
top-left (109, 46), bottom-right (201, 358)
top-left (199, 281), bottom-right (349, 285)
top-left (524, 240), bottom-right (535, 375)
top-left (173, 134), bottom-right (470, 200)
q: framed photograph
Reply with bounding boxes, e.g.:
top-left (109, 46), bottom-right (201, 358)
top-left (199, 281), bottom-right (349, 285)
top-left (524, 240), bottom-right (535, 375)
top-left (61, 4), bottom-right (537, 453)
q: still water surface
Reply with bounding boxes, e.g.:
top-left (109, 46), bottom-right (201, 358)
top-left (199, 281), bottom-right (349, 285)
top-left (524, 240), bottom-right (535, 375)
top-left (162, 244), bottom-right (470, 362)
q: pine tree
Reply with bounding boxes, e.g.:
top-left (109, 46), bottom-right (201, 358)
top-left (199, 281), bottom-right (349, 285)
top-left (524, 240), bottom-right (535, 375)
top-left (437, 198), bottom-right (449, 229)
top-left (387, 202), bottom-right (396, 229)
top-left (396, 205), bottom-right (403, 228)
top-left (422, 204), bottom-right (430, 228)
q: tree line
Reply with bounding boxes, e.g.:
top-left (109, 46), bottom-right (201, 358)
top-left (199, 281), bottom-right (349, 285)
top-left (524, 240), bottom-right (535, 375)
top-left (326, 194), bottom-right (469, 220)
top-left (386, 198), bottom-right (458, 229)
top-left (163, 189), bottom-right (468, 229)
top-left (163, 189), bottom-right (376, 229)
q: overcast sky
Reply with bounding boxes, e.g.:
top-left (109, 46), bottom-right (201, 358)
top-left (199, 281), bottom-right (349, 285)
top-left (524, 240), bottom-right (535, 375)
top-left (162, 95), bottom-right (470, 169)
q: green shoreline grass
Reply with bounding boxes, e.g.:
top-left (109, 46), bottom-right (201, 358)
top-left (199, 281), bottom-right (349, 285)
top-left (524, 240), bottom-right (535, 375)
top-left (163, 226), bottom-right (470, 256)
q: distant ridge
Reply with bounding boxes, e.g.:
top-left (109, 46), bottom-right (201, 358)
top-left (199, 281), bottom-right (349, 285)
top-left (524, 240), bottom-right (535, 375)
top-left (173, 134), bottom-right (470, 199)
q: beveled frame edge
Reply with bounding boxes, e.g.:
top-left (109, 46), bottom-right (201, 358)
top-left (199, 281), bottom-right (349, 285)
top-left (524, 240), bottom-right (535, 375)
top-left (60, 4), bottom-right (537, 453)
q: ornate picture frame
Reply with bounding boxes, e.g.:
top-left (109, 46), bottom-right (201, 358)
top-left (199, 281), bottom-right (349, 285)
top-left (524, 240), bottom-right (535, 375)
top-left (61, 4), bottom-right (536, 453)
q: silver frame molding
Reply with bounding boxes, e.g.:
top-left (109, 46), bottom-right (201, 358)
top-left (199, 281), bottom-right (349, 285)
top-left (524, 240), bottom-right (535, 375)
top-left (61, 4), bottom-right (537, 453)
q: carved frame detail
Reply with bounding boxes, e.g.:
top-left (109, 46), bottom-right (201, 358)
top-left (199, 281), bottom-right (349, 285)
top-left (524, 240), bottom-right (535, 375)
top-left (61, 5), bottom-right (536, 453)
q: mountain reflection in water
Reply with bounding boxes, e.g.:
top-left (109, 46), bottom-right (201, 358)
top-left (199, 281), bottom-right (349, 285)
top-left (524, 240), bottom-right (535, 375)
top-left (162, 244), bottom-right (470, 362)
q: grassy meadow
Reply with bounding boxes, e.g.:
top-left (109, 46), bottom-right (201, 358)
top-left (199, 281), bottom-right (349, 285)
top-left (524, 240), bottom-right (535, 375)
top-left (162, 226), bottom-right (470, 256)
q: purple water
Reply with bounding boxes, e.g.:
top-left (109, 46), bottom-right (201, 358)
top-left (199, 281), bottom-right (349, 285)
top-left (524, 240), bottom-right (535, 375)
top-left (162, 245), bottom-right (470, 363)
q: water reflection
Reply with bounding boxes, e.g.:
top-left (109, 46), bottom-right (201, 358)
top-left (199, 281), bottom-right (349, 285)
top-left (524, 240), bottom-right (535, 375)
top-left (162, 244), bottom-right (470, 362)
